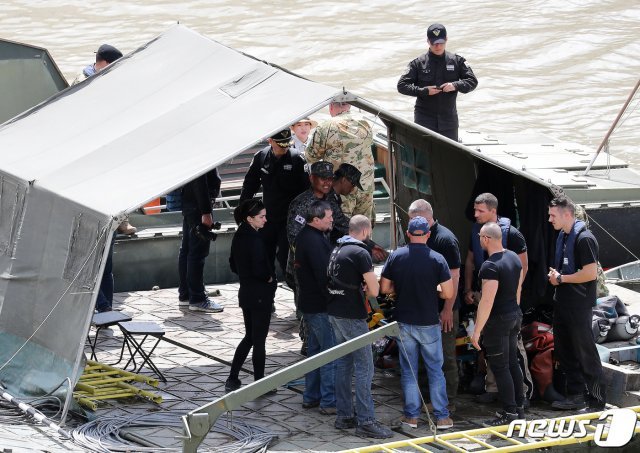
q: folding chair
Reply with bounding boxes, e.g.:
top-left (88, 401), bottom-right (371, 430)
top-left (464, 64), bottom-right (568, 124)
top-left (117, 321), bottom-right (167, 382)
top-left (87, 311), bottom-right (132, 360)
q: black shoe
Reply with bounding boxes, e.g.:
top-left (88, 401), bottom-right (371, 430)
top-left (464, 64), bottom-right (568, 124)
top-left (355, 420), bottom-right (394, 439)
top-left (482, 411), bottom-right (518, 427)
top-left (225, 377), bottom-right (241, 393)
top-left (302, 400), bottom-right (320, 409)
top-left (522, 398), bottom-right (530, 410)
top-left (476, 391), bottom-right (498, 403)
top-left (335, 417), bottom-right (357, 430)
top-left (551, 394), bottom-right (586, 410)
top-left (588, 399), bottom-right (606, 412)
top-left (516, 406), bottom-right (525, 419)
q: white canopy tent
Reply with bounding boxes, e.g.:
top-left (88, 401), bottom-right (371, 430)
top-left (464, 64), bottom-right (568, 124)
top-left (0, 25), bottom-right (341, 400)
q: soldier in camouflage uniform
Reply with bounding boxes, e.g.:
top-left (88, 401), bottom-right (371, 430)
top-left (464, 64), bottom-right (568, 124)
top-left (306, 102), bottom-right (376, 223)
top-left (574, 204), bottom-right (609, 297)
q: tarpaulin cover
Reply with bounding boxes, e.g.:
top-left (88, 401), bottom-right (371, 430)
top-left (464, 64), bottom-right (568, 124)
top-left (0, 25), bottom-right (340, 397)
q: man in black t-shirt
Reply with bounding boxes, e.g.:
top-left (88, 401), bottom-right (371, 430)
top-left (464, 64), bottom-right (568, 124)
top-left (470, 222), bottom-right (524, 427)
top-left (464, 192), bottom-right (533, 405)
top-left (295, 201), bottom-right (336, 413)
top-left (327, 215), bottom-right (393, 439)
top-left (548, 195), bottom-right (606, 411)
top-left (381, 216), bottom-right (454, 430)
top-left (408, 199), bottom-right (461, 407)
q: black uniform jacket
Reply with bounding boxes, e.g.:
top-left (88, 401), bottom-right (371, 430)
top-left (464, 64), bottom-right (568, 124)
top-left (240, 145), bottom-right (309, 224)
top-left (397, 50), bottom-right (478, 130)
top-left (181, 168), bottom-right (221, 224)
top-left (229, 222), bottom-right (277, 309)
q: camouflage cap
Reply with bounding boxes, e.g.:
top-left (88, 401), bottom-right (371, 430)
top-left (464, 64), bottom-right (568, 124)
top-left (271, 129), bottom-right (293, 147)
top-left (310, 161), bottom-right (334, 178)
top-left (334, 163), bottom-right (363, 190)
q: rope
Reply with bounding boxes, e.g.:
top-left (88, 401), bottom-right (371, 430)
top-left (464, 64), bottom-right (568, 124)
top-left (70, 411), bottom-right (279, 452)
top-left (586, 212), bottom-right (640, 262)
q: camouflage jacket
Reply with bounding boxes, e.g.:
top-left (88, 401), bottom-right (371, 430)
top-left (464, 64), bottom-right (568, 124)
top-left (306, 111), bottom-right (375, 192)
top-left (287, 189), bottom-right (350, 246)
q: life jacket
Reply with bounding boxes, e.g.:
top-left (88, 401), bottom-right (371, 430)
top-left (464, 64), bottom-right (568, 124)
top-left (471, 217), bottom-right (511, 271)
top-left (554, 220), bottom-right (586, 274)
top-left (327, 239), bottom-right (370, 291)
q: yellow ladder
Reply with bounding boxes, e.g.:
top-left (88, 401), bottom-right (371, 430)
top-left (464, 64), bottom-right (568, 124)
top-left (344, 406), bottom-right (640, 452)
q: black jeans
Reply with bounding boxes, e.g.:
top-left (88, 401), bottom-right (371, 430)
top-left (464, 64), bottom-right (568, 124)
top-left (178, 216), bottom-right (211, 303)
top-left (229, 307), bottom-right (272, 381)
top-left (554, 305), bottom-right (606, 403)
top-left (482, 311), bottom-right (523, 413)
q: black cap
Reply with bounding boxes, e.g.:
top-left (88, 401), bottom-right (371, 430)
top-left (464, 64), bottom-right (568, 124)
top-left (271, 129), bottom-right (293, 147)
top-left (335, 163), bottom-right (363, 190)
top-left (427, 24), bottom-right (447, 44)
top-left (96, 44), bottom-right (123, 63)
top-left (310, 161), bottom-right (334, 178)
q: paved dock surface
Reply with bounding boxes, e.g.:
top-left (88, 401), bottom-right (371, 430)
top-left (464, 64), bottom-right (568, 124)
top-left (1, 283), bottom-right (639, 451)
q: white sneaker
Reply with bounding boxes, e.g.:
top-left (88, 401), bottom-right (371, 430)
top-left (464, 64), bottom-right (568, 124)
top-left (189, 299), bottom-right (224, 313)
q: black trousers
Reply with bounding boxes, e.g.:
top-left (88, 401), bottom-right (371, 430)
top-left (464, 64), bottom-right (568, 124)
top-left (178, 217), bottom-right (211, 303)
top-left (229, 306), bottom-right (272, 381)
top-left (553, 305), bottom-right (606, 403)
top-left (414, 110), bottom-right (459, 142)
top-left (482, 311), bottom-right (524, 413)
top-left (260, 219), bottom-right (289, 276)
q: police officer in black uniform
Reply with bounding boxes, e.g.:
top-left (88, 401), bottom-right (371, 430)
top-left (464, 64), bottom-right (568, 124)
top-left (240, 129), bottom-right (309, 275)
top-left (397, 23), bottom-right (478, 141)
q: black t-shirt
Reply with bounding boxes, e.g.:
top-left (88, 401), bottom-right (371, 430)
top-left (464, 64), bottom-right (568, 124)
top-left (427, 221), bottom-right (461, 311)
top-left (295, 225), bottom-right (332, 313)
top-left (478, 249), bottom-right (522, 317)
top-left (327, 243), bottom-right (372, 320)
top-left (554, 231), bottom-right (598, 309)
top-left (381, 243), bottom-right (451, 326)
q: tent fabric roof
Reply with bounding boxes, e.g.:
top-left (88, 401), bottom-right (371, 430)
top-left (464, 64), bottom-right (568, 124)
top-left (0, 25), bottom-right (340, 216)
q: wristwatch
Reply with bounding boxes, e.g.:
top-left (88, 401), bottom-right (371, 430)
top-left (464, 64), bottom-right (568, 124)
top-left (557, 273), bottom-right (563, 284)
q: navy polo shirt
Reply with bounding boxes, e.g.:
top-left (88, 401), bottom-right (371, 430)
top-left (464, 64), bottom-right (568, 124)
top-left (381, 243), bottom-right (451, 326)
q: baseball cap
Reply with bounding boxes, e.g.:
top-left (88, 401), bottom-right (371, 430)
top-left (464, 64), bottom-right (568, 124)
top-left (310, 161), bottom-right (334, 178)
top-left (96, 44), bottom-right (123, 63)
top-left (427, 24), bottom-right (447, 44)
top-left (408, 216), bottom-right (430, 236)
top-left (334, 163), bottom-right (363, 190)
top-left (271, 129), bottom-right (293, 147)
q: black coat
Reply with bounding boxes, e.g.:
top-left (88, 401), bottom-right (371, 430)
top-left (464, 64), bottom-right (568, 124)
top-left (229, 222), bottom-right (277, 310)
top-left (397, 50), bottom-right (477, 131)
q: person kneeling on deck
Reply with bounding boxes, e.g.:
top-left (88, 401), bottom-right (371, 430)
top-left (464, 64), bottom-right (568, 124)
top-left (327, 215), bottom-right (393, 439)
top-left (295, 201), bottom-right (336, 414)
top-left (380, 216), bottom-right (454, 430)
top-left (470, 222), bottom-right (525, 426)
top-left (548, 195), bottom-right (607, 411)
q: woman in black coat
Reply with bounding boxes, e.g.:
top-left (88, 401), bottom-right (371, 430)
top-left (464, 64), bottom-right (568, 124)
top-left (225, 198), bottom-right (277, 393)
